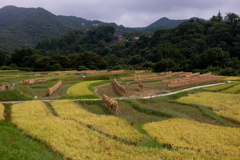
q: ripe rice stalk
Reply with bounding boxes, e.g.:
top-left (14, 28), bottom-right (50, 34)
top-left (0, 103), bottom-right (5, 120)
top-left (178, 92), bottom-right (240, 123)
top-left (50, 100), bottom-right (144, 142)
top-left (11, 101), bottom-right (227, 159)
top-left (220, 83), bottom-right (240, 93)
top-left (66, 80), bottom-right (102, 97)
top-left (143, 118), bottom-right (240, 156)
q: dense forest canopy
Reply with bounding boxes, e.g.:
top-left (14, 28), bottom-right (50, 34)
top-left (0, 12), bottom-right (240, 75)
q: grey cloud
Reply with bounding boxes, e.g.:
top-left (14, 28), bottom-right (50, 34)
top-left (1, 0), bottom-right (240, 27)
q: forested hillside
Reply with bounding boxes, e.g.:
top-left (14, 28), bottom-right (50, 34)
top-left (0, 12), bottom-right (240, 75)
top-left (0, 6), bottom-right (199, 51)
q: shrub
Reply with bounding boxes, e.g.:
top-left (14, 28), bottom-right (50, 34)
top-left (220, 67), bottom-right (239, 76)
top-left (0, 66), bottom-right (14, 70)
top-left (78, 65), bottom-right (89, 71)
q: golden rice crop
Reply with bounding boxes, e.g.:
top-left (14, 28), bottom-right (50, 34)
top-left (143, 118), bottom-right (240, 156)
top-left (202, 83), bottom-right (236, 91)
top-left (50, 100), bottom-right (144, 142)
top-left (11, 101), bottom-right (228, 159)
top-left (66, 80), bottom-right (102, 97)
top-left (177, 92), bottom-right (240, 122)
top-left (220, 83), bottom-right (240, 93)
top-left (223, 76), bottom-right (240, 81)
top-left (0, 103), bottom-right (5, 120)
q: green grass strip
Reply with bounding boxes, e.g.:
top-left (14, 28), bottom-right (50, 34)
top-left (125, 99), bottom-right (185, 118)
top-left (30, 82), bottom-right (56, 89)
top-left (0, 104), bottom-right (64, 160)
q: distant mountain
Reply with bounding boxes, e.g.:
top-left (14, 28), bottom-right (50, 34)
top-left (147, 17), bottom-right (186, 28)
top-left (0, 6), bottom-right (117, 51)
top-left (145, 17), bottom-right (206, 31)
top-left (0, 5), bottom-right (205, 51)
top-left (0, 5), bottom-right (34, 30)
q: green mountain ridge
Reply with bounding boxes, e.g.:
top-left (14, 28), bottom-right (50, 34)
top-left (0, 5), bottom-right (34, 30)
top-left (0, 5), bottom-right (205, 52)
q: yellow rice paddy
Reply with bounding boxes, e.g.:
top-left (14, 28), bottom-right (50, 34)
top-left (177, 92), bottom-right (240, 122)
top-left (143, 118), bottom-right (240, 156)
top-left (220, 83), bottom-right (240, 93)
top-left (11, 100), bottom-right (228, 159)
top-left (50, 100), bottom-right (145, 142)
top-left (0, 103), bottom-right (5, 120)
top-left (66, 80), bottom-right (102, 96)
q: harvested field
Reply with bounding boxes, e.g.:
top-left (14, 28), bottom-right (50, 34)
top-left (95, 83), bottom-right (159, 98)
top-left (78, 101), bottom-right (164, 124)
top-left (33, 84), bottom-right (71, 98)
top-left (117, 101), bottom-right (165, 123)
top-left (146, 100), bottom-right (223, 125)
top-left (136, 81), bottom-right (173, 92)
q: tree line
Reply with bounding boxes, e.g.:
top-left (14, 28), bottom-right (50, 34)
top-left (0, 12), bottom-right (240, 75)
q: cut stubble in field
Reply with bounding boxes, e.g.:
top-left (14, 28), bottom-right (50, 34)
top-left (146, 100), bottom-right (223, 126)
top-left (95, 83), bottom-right (159, 98)
top-left (33, 84), bottom-right (71, 98)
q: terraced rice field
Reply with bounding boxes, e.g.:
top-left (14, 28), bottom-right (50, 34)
top-left (177, 92), bottom-right (240, 122)
top-left (50, 100), bottom-right (145, 142)
top-left (1, 70), bottom-right (240, 159)
top-left (202, 83), bottom-right (236, 92)
top-left (145, 100), bottom-right (222, 125)
top-left (220, 83), bottom-right (240, 93)
top-left (11, 100), bottom-right (227, 159)
top-left (66, 80), bottom-right (102, 97)
top-left (143, 118), bottom-right (240, 157)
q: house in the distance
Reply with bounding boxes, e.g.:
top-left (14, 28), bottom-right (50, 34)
top-left (117, 34), bottom-right (123, 41)
top-left (134, 36), bottom-right (139, 40)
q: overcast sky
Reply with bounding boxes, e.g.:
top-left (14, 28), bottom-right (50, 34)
top-left (1, 0), bottom-right (239, 27)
